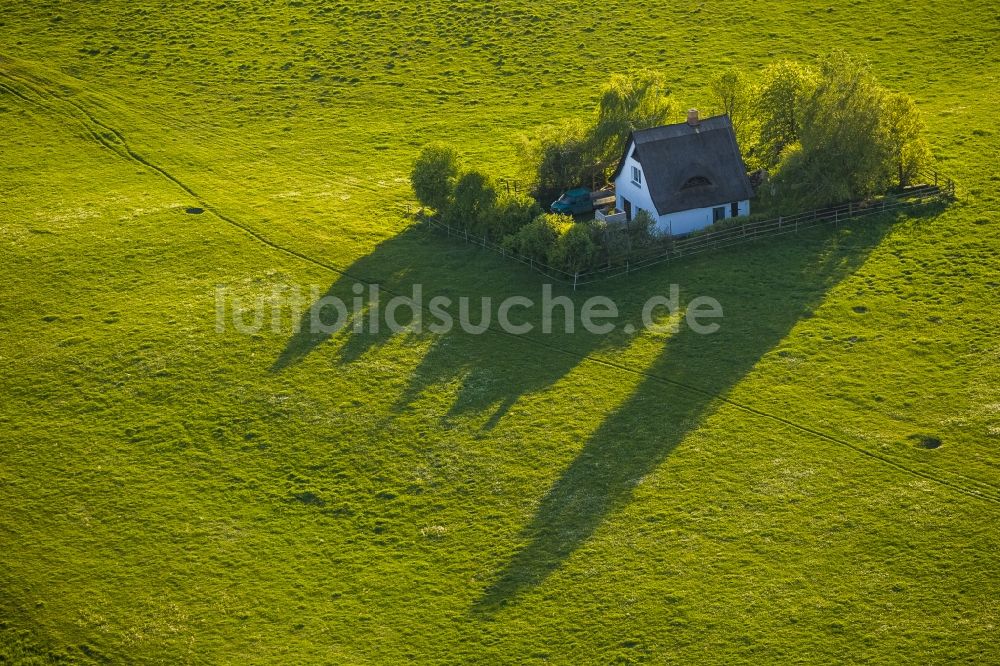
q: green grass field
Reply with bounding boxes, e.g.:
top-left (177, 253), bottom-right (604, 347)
top-left (2, 1), bottom-right (999, 662)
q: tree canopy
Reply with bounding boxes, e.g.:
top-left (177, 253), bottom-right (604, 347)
top-left (589, 70), bottom-right (676, 175)
top-left (519, 71), bottom-right (675, 202)
top-left (711, 52), bottom-right (932, 209)
top-left (410, 144), bottom-right (460, 213)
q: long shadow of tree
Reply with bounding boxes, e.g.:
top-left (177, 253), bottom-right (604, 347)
top-left (270, 225), bottom-right (636, 426)
top-left (269, 208), bottom-right (938, 611)
top-left (471, 208), bottom-right (935, 612)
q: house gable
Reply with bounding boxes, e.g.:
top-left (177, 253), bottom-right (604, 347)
top-left (612, 138), bottom-right (660, 221)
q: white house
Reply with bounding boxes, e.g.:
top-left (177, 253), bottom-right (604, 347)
top-left (610, 110), bottom-right (753, 236)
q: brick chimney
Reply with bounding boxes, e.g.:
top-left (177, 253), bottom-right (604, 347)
top-left (687, 108), bottom-right (700, 126)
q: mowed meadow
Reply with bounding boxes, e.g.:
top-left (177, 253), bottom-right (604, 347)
top-left (1, 0), bottom-right (1000, 662)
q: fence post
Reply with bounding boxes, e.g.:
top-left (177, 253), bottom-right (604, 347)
top-left (573, 272), bottom-right (578, 292)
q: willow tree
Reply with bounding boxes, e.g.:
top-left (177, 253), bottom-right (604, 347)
top-left (589, 70), bottom-right (676, 177)
top-left (518, 71), bottom-right (675, 201)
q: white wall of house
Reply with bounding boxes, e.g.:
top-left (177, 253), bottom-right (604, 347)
top-left (613, 144), bottom-right (659, 222)
top-left (652, 200), bottom-right (749, 236)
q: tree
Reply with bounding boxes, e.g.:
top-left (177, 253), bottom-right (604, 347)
top-left (590, 70), bottom-right (676, 176)
top-left (410, 143), bottom-right (460, 213)
top-left (517, 71), bottom-right (675, 206)
top-left (881, 92), bottom-right (931, 187)
top-left (594, 219), bottom-right (630, 268)
top-left (628, 209), bottom-right (657, 247)
top-left (710, 67), bottom-right (759, 169)
top-left (770, 51), bottom-right (932, 208)
top-left (518, 120), bottom-right (595, 207)
top-left (756, 60), bottom-right (817, 168)
top-left (445, 169), bottom-right (497, 233)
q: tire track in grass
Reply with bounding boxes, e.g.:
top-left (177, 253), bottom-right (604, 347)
top-left (1, 68), bottom-right (359, 276)
top-left (3, 67), bottom-right (1000, 507)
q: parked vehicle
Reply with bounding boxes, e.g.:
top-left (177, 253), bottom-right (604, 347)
top-left (550, 187), bottom-right (595, 215)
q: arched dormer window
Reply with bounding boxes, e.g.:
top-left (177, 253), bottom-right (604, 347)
top-left (681, 175), bottom-right (712, 190)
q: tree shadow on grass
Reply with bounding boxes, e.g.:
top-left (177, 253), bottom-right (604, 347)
top-left (269, 225), bottom-right (633, 427)
top-left (267, 207), bottom-right (940, 611)
top-left (470, 207), bottom-right (939, 612)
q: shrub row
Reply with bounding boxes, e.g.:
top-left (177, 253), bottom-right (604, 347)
top-left (410, 145), bottom-right (663, 274)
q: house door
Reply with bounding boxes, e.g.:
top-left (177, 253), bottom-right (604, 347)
top-left (622, 198), bottom-right (632, 222)
top-left (731, 202), bottom-right (739, 217)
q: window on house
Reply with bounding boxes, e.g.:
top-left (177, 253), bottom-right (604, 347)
top-left (712, 206), bottom-right (726, 223)
top-left (631, 165), bottom-right (642, 186)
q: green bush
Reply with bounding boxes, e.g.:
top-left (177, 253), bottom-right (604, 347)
top-left (547, 221), bottom-right (599, 274)
top-left (628, 209), bottom-right (657, 247)
top-left (593, 219), bottom-right (630, 267)
top-left (490, 193), bottom-right (543, 239)
top-left (410, 143), bottom-right (460, 213)
top-left (504, 213), bottom-right (571, 263)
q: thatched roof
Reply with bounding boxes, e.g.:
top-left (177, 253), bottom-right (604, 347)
top-left (612, 115), bottom-right (754, 215)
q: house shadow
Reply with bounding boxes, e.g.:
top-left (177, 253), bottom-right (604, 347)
top-left (470, 206), bottom-right (944, 613)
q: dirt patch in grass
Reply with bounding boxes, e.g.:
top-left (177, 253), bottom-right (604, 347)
top-left (910, 434), bottom-right (943, 449)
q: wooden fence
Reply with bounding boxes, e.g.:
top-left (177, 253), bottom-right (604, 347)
top-left (419, 172), bottom-right (955, 289)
